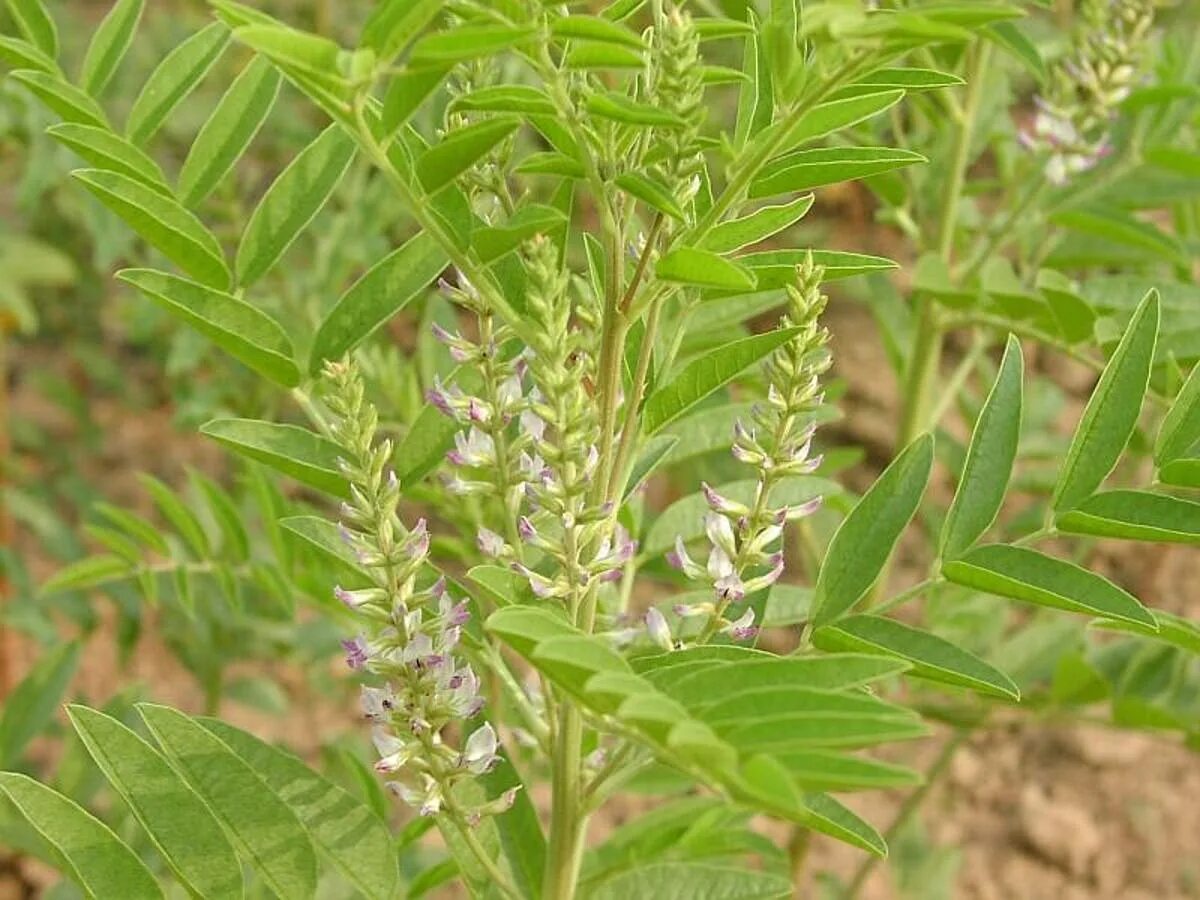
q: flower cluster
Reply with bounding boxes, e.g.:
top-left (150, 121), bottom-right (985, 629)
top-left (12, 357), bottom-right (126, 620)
top-left (663, 254), bottom-right (831, 644)
top-left (651, 4), bottom-right (706, 220)
top-left (323, 361), bottom-right (515, 821)
top-left (1021, 0), bottom-right (1155, 183)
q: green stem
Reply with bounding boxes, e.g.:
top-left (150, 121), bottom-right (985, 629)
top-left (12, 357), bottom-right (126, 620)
top-left (544, 704), bottom-right (586, 900)
top-left (450, 812), bottom-right (524, 900)
top-left (842, 728), bottom-right (973, 900)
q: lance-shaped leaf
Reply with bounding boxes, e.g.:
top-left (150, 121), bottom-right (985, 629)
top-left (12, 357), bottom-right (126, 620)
top-left (381, 66), bottom-right (447, 134)
top-left (1155, 362), bottom-right (1200, 465)
top-left (178, 55), bottom-right (281, 207)
top-left (1092, 610), bottom-right (1200, 657)
top-left (624, 434), bottom-right (679, 499)
top-left (702, 194), bottom-right (814, 253)
top-left (71, 169), bottom-right (230, 288)
top-left (310, 233), bottom-right (446, 372)
top-left (1159, 454), bottom-right (1200, 488)
top-left (642, 326), bottom-right (798, 433)
top-left (587, 91), bottom-right (684, 127)
top-left (451, 84), bottom-right (556, 116)
top-left (126, 22), bottom-right (229, 145)
top-left (942, 544), bottom-right (1156, 627)
top-left (0, 773), bottom-right (161, 900)
top-left (473, 204), bottom-right (566, 262)
top-left (772, 750), bottom-right (921, 792)
top-left (66, 706), bottom-right (243, 899)
top-left (79, 0), bottom-right (143, 95)
top-left (810, 434), bottom-right (934, 627)
top-left (656, 247), bottom-right (757, 292)
top-left (198, 718), bottom-right (400, 900)
top-left (236, 124), bottom-right (357, 287)
top-left (779, 89), bottom-right (904, 148)
top-left (563, 43), bottom-right (644, 70)
top-left (614, 171), bottom-right (685, 221)
top-left (409, 24), bottom-right (536, 67)
top-left (47, 123), bottom-right (169, 194)
top-left (0, 641), bottom-right (79, 767)
top-left (587, 863), bottom-right (792, 900)
top-left (740, 249), bottom-right (896, 286)
top-left (118, 269), bottom-right (299, 386)
top-left (842, 66), bottom-right (964, 92)
top-left (138, 704), bottom-right (317, 900)
top-left (813, 615), bottom-right (1020, 699)
top-left (393, 369), bottom-right (484, 490)
top-left (1056, 490), bottom-right (1200, 544)
top-left (360, 0), bottom-right (442, 56)
top-left (5, 0), bottom-right (57, 58)
top-left (1053, 289), bottom-right (1159, 511)
top-left (550, 14), bottom-right (645, 49)
top-left (0, 35), bottom-right (57, 72)
top-left (798, 794), bottom-right (886, 858)
top-left (749, 147), bottom-right (926, 198)
top-left (416, 118), bottom-right (519, 194)
top-left (939, 335), bottom-right (1023, 560)
top-left (10, 69), bottom-right (107, 127)
top-left (200, 418), bottom-right (348, 497)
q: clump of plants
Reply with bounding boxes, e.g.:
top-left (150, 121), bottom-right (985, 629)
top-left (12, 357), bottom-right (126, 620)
top-left (2, 0), bottom-right (1198, 898)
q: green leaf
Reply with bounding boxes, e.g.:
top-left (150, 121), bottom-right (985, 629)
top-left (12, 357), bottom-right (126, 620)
top-left (943, 544), bottom-right (1155, 627)
top-left (46, 123), bottom-right (169, 193)
top-left (587, 91), bottom-right (684, 127)
top-left (177, 54), bottom-right (281, 207)
top-left (614, 171), bottom-right (685, 221)
top-left (798, 794), bottom-right (886, 858)
top-left (770, 750), bottom-right (921, 792)
top-left (310, 233), bottom-right (446, 372)
top-left (550, 15), bottom-right (645, 49)
top-left (0, 773), bottom-right (162, 900)
top-left (624, 434), bottom-right (679, 499)
top-left (451, 84), bottom-right (556, 116)
top-left (702, 194), bottom-right (813, 253)
top-left (740, 249), bottom-right (896, 287)
top-left (126, 22), bottom-right (229, 145)
top-left (5, 0), bottom-right (57, 58)
top-left (1155, 362), bottom-right (1200, 465)
top-left (939, 335), bottom-right (1023, 560)
top-left (587, 862), bottom-right (792, 900)
top-left (117, 268), bottom-right (299, 386)
top-left (656, 247), bottom-right (757, 292)
top-left (1159, 454), bottom-right (1200, 488)
top-left (381, 66), bottom-right (448, 134)
top-left (1056, 490), bottom-right (1200, 544)
top-left (780, 89), bottom-right (904, 147)
top-left (985, 21), bottom-right (1045, 81)
top-left (0, 35), bottom-right (57, 72)
top-left (1052, 289), bottom-right (1159, 511)
top-left (79, 0), bottom-right (143, 95)
top-left (137, 704), bottom-right (317, 900)
top-left (236, 124), bottom-right (356, 286)
top-left (198, 718), bottom-right (400, 900)
top-left (842, 66), bottom-right (964, 92)
top-left (810, 434), bottom-right (934, 627)
top-left (813, 615), bottom-right (1019, 699)
top-left (65, 706), bottom-right (242, 899)
top-left (409, 24), bottom-right (535, 66)
top-left (0, 642), bottom-right (79, 767)
top-left (473, 204), bottom-right (567, 263)
top-left (137, 474), bottom-right (209, 558)
top-left (642, 327), bottom-right (798, 433)
top-left (360, 0), bottom-right (442, 56)
top-left (564, 43), bottom-right (644, 70)
top-left (200, 418), bottom-right (347, 497)
top-left (749, 147), bottom-right (926, 198)
top-left (71, 169), bottom-right (230, 288)
top-left (39, 555), bottom-right (129, 593)
top-left (10, 69), bottom-right (108, 127)
top-left (416, 118), bottom-right (518, 194)
top-left (1092, 610), bottom-right (1200, 657)
top-left (644, 476), bottom-right (835, 558)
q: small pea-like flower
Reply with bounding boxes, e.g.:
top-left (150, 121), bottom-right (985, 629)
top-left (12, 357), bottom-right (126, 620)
top-left (388, 773), bottom-right (444, 817)
top-left (476, 526), bottom-right (507, 558)
top-left (704, 512), bottom-right (738, 558)
top-left (460, 723), bottom-right (500, 775)
top-left (341, 636), bottom-right (369, 670)
top-left (447, 427), bottom-right (495, 467)
top-left (723, 608), bottom-right (758, 642)
top-left (335, 585), bottom-right (386, 611)
top-left (666, 536), bottom-right (705, 580)
top-left (702, 482), bottom-right (750, 517)
top-left (361, 685), bottom-right (395, 722)
top-left (645, 607), bottom-right (673, 651)
top-left (373, 728), bottom-right (417, 773)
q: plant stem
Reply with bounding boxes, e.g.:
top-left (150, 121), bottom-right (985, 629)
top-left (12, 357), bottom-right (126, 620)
top-left (544, 703), bottom-right (586, 900)
top-left (842, 728), bottom-right (972, 900)
top-left (451, 812), bottom-right (524, 900)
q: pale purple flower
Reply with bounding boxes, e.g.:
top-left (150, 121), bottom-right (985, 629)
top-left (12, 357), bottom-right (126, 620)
top-left (724, 607), bottom-right (758, 641)
top-left (645, 607), bottom-right (673, 651)
top-left (373, 728), bottom-right (415, 773)
top-left (702, 482), bottom-right (750, 517)
top-left (704, 512), bottom-right (737, 557)
top-left (477, 526), bottom-right (506, 558)
top-left (360, 685), bottom-right (395, 721)
top-left (461, 723), bottom-right (500, 774)
top-left (447, 427), bottom-right (494, 467)
top-left (520, 409), bottom-right (546, 442)
top-left (341, 636), bottom-right (369, 670)
top-left (667, 536), bottom-right (705, 580)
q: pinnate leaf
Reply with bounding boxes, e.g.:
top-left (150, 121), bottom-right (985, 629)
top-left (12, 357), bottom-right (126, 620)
top-left (1155, 362), bottom-right (1200, 465)
top-left (1056, 490), bottom-right (1200, 544)
top-left (656, 247), bottom-right (757, 291)
top-left (126, 22), bottom-right (229, 145)
top-left (200, 418), bottom-right (348, 497)
top-left (79, 0), bottom-right (143, 96)
top-left (416, 118), bottom-right (519, 194)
